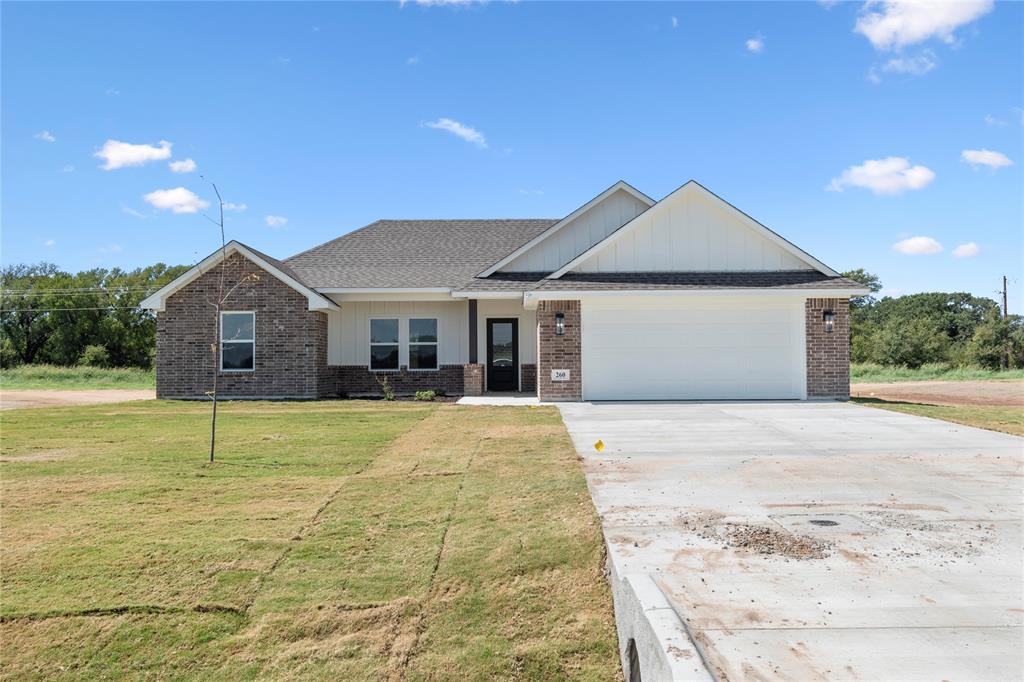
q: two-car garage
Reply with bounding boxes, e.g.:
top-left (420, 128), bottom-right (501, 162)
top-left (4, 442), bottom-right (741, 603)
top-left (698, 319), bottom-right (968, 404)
top-left (580, 296), bottom-right (807, 401)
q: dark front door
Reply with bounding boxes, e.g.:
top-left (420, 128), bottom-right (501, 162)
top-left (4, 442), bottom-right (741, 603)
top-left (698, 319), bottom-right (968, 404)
top-left (486, 318), bottom-right (518, 392)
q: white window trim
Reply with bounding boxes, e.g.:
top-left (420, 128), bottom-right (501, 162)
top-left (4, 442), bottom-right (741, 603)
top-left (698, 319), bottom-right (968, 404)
top-left (368, 317), bottom-right (400, 372)
top-left (220, 310), bottom-right (255, 373)
top-left (408, 317), bottom-right (439, 372)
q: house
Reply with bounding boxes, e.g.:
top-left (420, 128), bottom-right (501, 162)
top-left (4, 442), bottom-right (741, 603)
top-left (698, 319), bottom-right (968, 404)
top-left (141, 180), bottom-right (868, 402)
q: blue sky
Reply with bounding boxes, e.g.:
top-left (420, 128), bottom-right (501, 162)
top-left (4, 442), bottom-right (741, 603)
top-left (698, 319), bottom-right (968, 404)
top-left (3, 1), bottom-right (1021, 308)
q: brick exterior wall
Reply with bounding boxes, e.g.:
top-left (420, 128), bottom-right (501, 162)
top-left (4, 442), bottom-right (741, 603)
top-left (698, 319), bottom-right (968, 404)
top-left (536, 300), bottom-right (582, 401)
top-left (463, 364), bottom-right (484, 396)
top-left (337, 365), bottom-right (465, 397)
top-left (520, 363), bottom-right (537, 394)
top-left (156, 252), bottom-right (338, 399)
top-left (805, 297), bottom-right (851, 400)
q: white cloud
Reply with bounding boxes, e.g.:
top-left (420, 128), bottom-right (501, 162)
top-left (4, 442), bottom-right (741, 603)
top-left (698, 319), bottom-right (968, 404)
top-left (121, 205), bottom-right (147, 219)
top-left (952, 241), bottom-right (980, 258)
top-left (984, 114), bottom-right (1006, 127)
top-left (95, 139), bottom-right (172, 170)
top-left (98, 244), bottom-right (124, 254)
top-left (883, 50), bottom-right (936, 75)
top-left (168, 158), bottom-right (197, 173)
top-left (868, 50), bottom-right (936, 82)
top-left (406, 55), bottom-right (420, 66)
top-left (265, 215), bottom-right (288, 228)
top-left (143, 187), bottom-right (209, 214)
top-left (423, 117), bottom-right (487, 149)
top-left (518, 189), bottom-right (544, 196)
top-left (671, 16), bottom-right (678, 28)
top-left (222, 202), bottom-right (247, 212)
top-left (893, 236), bottom-right (943, 255)
top-left (855, 0), bottom-right (994, 51)
top-left (34, 130), bottom-right (56, 143)
top-left (60, 164), bottom-right (75, 173)
top-left (746, 36), bottom-right (764, 53)
top-left (43, 239), bottom-right (55, 247)
top-left (105, 87), bottom-right (120, 96)
top-left (960, 148), bottom-right (1013, 169)
top-left (828, 157), bottom-right (936, 195)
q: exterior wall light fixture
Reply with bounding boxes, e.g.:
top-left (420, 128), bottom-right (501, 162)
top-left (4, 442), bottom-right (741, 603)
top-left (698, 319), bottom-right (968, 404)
top-left (823, 310), bottom-right (835, 333)
top-left (555, 312), bottom-right (565, 336)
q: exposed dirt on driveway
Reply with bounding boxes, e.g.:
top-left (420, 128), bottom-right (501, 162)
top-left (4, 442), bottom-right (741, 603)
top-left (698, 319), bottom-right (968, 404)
top-left (851, 380), bottom-right (1023, 407)
top-left (0, 389), bottom-right (155, 410)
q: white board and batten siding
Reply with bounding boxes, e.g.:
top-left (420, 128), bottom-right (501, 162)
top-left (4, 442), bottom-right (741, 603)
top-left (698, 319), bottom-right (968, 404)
top-left (328, 300), bottom-right (468, 367)
top-left (581, 296), bottom-right (807, 401)
top-left (573, 188), bottom-right (813, 273)
top-left (500, 188), bottom-right (650, 272)
top-left (325, 299), bottom-right (538, 368)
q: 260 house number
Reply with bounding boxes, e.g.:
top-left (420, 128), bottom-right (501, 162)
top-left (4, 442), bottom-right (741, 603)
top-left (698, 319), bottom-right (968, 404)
top-left (551, 369), bottom-right (570, 382)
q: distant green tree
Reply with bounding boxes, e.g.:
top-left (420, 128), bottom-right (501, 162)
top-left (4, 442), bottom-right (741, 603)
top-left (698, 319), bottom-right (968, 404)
top-left (867, 293), bottom-right (998, 346)
top-left (0, 262), bottom-right (188, 368)
top-left (77, 344), bottom-right (111, 368)
top-left (873, 318), bottom-right (950, 368)
top-left (841, 268), bottom-right (882, 309)
top-left (967, 312), bottom-right (1024, 370)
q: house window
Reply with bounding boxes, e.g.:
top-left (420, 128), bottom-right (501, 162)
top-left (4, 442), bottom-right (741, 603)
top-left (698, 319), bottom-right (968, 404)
top-left (409, 318), bottom-right (438, 370)
top-left (369, 318), bottom-right (399, 370)
top-left (221, 311), bottom-right (255, 371)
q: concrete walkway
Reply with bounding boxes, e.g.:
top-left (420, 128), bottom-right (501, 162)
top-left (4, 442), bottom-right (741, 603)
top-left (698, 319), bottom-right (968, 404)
top-left (456, 394), bottom-right (540, 406)
top-left (558, 401), bottom-right (1024, 681)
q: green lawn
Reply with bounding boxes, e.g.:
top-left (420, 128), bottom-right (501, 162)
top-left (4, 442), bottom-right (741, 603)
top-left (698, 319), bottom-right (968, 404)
top-left (853, 397), bottom-right (1024, 437)
top-left (851, 362), bottom-right (1024, 383)
top-left (0, 400), bottom-right (618, 680)
top-left (0, 365), bottom-right (155, 390)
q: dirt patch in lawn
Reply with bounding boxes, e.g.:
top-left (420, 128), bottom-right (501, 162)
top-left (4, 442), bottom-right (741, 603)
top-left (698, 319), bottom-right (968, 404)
top-left (851, 380), bottom-right (1023, 407)
top-left (0, 389), bottom-right (155, 410)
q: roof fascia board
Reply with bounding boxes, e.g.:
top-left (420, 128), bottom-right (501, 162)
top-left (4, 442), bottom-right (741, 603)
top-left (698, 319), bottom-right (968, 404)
top-left (316, 287), bottom-right (452, 294)
top-left (548, 181), bottom-right (841, 279)
top-left (524, 287), bottom-right (869, 302)
top-left (475, 181), bottom-right (656, 278)
top-left (449, 291), bottom-right (525, 299)
top-left (140, 241), bottom-right (340, 312)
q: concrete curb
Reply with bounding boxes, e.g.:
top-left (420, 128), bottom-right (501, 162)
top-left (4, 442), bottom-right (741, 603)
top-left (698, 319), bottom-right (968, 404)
top-left (608, 560), bottom-right (714, 681)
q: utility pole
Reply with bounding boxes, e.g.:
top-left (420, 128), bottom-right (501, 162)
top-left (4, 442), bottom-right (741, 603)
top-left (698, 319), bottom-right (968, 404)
top-left (1003, 275), bottom-right (1009, 318)
top-left (1002, 275), bottom-right (1009, 370)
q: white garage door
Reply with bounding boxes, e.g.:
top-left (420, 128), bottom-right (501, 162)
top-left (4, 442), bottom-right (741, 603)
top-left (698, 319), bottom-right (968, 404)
top-left (581, 297), bottom-right (806, 401)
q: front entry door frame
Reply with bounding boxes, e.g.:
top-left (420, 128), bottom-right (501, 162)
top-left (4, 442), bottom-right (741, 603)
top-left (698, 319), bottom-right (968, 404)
top-left (486, 318), bottom-right (519, 392)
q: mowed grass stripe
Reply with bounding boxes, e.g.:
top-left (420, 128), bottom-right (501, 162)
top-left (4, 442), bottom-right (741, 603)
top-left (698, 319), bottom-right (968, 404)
top-left (1, 402), bottom-right (619, 680)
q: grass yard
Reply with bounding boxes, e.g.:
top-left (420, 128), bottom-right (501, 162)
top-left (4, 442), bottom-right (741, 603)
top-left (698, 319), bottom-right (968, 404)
top-left (0, 365), bottom-right (156, 390)
top-left (851, 362), bottom-right (1024, 383)
top-left (853, 397), bottom-right (1024, 437)
top-left (0, 400), bottom-right (618, 680)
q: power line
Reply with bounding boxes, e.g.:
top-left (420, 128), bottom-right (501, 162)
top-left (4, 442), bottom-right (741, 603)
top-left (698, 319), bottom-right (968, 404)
top-left (0, 287), bottom-right (159, 295)
top-left (0, 306), bottom-right (149, 313)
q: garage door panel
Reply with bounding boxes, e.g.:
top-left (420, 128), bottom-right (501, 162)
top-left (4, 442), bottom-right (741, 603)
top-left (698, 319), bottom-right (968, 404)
top-left (582, 298), bottom-right (805, 400)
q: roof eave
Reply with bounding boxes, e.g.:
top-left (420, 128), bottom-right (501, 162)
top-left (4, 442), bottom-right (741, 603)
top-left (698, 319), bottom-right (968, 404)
top-left (475, 180), bottom-right (656, 278)
top-left (140, 241), bottom-right (340, 313)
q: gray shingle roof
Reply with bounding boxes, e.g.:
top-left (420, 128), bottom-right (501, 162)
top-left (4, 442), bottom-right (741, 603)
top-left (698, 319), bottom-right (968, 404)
top-left (285, 219), bottom-right (558, 289)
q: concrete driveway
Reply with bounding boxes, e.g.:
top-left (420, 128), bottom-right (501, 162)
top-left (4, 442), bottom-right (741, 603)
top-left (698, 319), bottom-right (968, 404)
top-left (558, 401), bottom-right (1024, 681)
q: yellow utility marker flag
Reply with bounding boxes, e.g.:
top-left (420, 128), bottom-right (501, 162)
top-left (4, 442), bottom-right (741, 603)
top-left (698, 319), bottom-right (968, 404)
top-left (594, 439), bottom-right (605, 452)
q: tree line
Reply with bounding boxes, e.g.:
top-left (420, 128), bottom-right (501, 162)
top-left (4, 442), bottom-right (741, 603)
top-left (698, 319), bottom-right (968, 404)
top-left (1, 262), bottom-right (189, 369)
top-left (0, 263), bottom-right (1019, 371)
top-left (842, 269), bottom-right (1022, 369)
